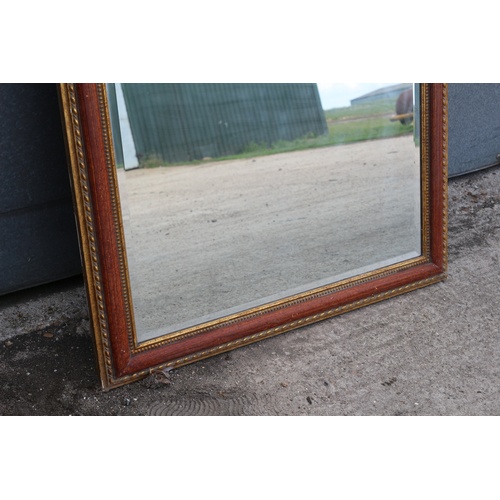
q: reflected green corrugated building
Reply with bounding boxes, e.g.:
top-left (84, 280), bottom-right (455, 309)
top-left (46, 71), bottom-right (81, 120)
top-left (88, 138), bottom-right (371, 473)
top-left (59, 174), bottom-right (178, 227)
top-left (113, 83), bottom-right (327, 165)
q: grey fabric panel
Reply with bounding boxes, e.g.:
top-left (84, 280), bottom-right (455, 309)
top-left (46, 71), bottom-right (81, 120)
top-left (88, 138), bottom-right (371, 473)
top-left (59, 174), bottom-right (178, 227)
top-left (0, 84), bottom-right (81, 294)
top-left (448, 83), bottom-right (500, 177)
top-left (0, 201), bottom-right (81, 295)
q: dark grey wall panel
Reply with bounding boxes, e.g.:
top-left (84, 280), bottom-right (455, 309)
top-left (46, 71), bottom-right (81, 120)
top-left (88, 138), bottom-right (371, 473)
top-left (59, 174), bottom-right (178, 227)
top-left (1, 84), bottom-right (72, 212)
top-left (448, 83), bottom-right (500, 177)
top-left (0, 201), bottom-right (80, 294)
top-left (0, 84), bottom-right (82, 295)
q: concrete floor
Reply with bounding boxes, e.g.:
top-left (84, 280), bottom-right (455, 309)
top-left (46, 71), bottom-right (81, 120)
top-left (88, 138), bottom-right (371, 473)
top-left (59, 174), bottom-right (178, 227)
top-left (0, 165), bottom-right (499, 415)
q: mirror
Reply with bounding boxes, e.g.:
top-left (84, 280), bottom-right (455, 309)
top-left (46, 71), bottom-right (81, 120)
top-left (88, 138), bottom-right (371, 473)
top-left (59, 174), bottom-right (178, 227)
top-left (59, 83), bottom-right (447, 389)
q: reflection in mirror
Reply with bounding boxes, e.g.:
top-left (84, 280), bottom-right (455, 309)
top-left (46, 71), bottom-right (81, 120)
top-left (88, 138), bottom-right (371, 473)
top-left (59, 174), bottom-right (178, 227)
top-left (107, 83), bottom-right (421, 342)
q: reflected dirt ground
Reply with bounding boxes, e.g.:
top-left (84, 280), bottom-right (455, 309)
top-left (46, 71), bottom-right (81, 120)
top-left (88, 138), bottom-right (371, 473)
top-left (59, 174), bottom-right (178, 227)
top-left (117, 135), bottom-right (420, 341)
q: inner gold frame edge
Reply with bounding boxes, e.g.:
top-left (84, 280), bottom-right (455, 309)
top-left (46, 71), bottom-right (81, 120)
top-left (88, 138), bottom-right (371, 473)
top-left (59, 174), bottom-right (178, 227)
top-left (102, 83), bottom-right (434, 351)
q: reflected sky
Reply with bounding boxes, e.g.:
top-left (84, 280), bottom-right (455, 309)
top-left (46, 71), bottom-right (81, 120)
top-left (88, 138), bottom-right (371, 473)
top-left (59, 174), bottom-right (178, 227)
top-left (317, 83), bottom-right (396, 109)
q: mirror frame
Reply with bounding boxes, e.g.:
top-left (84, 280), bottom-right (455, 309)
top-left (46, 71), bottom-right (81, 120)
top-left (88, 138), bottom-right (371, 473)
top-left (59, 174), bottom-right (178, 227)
top-left (59, 83), bottom-right (448, 390)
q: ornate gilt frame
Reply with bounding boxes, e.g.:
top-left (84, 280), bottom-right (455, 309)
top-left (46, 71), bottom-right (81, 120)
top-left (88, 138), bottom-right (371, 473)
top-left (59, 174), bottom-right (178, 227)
top-left (59, 83), bottom-right (448, 390)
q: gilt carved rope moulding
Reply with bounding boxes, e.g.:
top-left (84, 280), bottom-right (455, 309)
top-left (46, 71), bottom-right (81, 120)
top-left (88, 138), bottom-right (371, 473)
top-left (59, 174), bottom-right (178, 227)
top-left (59, 83), bottom-right (448, 390)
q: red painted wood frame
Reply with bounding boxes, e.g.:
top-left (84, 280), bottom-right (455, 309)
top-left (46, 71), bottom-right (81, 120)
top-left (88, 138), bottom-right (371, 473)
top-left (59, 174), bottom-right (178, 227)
top-left (59, 83), bottom-right (448, 390)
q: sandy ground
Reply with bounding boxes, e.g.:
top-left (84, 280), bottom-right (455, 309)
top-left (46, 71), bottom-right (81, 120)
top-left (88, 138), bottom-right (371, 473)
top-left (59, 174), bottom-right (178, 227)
top-left (118, 136), bottom-right (420, 340)
top-left (0, 164), bottom-right (499, 416)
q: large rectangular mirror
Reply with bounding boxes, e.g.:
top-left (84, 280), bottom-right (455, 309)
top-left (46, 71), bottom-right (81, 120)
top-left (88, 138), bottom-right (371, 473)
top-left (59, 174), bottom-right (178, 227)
top-left (59, 83), bottom-right (447, 389)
